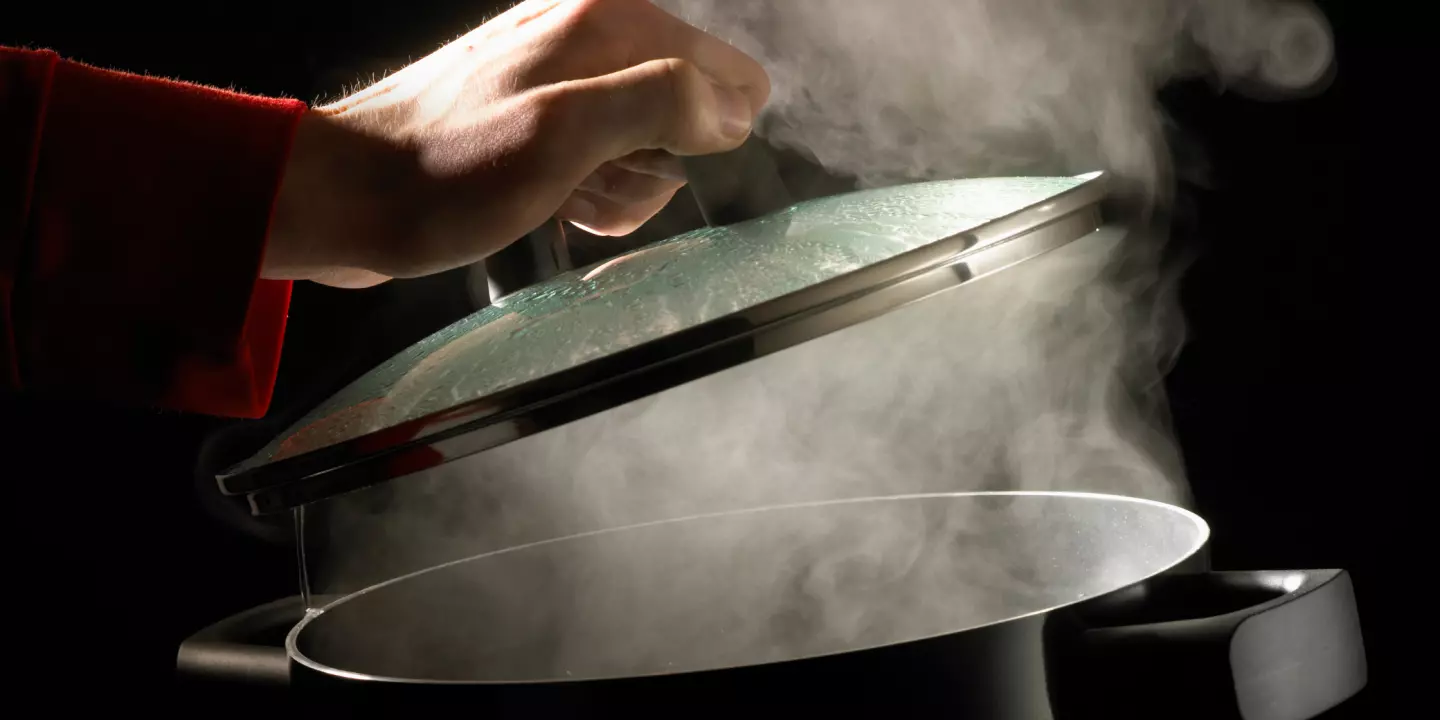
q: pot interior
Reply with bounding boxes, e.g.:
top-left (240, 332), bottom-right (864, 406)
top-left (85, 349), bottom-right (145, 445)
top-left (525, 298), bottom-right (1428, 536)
top-left (290, 491), bottom-right (1206, 683)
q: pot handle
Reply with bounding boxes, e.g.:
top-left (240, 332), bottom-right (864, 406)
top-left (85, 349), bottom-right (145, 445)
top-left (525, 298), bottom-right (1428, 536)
top-left (175, 596), bottom-right (304, 688)
top-left (1047, 569), bottom-right (1366, 720)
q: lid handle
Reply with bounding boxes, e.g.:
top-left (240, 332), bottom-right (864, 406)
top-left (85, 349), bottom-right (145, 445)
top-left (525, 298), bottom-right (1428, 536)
top-left (683, 135), bottom-right (793, 227)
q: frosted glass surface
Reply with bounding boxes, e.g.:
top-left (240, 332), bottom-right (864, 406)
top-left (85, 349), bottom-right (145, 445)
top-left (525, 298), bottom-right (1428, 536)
top-left (259, 176), bottom-right (1086, 464)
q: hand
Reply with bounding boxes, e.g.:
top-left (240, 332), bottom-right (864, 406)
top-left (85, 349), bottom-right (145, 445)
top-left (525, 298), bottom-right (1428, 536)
top-left (263, 0), bottom-right (770, 288)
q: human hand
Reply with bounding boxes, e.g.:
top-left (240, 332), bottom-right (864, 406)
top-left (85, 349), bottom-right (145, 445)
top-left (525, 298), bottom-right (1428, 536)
top-left (264, 0), bottom-right (770, 288)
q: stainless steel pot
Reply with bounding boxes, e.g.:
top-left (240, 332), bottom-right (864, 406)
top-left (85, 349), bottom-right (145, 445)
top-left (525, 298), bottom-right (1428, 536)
top-left (179, 170), bottom-right (1364, 715)
top-left (182, 492), bottom-right (1364, 718)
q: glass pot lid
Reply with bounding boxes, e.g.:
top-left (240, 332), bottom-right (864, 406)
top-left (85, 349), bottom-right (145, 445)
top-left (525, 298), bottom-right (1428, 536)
top-left (222, 174), bottom-right (1108, 513)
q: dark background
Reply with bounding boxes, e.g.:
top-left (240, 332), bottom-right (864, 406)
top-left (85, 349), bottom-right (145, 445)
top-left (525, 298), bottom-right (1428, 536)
top-left (2, 1), bottom-right (1412, 715)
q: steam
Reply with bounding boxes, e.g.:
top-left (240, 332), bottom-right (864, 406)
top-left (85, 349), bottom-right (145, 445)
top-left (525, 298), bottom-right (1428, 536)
top-left (313, 227), bottom-right (1191, 592)
top-left (664, 0), bottom-right (1332, 193)
top-left (298, 0), bottom-right (1333, 680)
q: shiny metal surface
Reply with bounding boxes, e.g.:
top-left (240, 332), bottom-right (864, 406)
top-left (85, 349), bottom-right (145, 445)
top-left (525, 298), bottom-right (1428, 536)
top-left (289, 491), bottom-right (1208, 684)
top-left (222, 175), bottom-right (1107, 514)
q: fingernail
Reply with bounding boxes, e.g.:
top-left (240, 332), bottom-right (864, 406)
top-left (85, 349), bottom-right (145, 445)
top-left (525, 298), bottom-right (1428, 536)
top-left (711, 80), bottom-right (753, 140)
top-left (560, 194), bottom-right (597, 225)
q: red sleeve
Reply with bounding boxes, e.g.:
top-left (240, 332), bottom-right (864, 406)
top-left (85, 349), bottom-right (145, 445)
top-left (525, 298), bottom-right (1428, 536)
top-left (1, 47), bottom-right (305, 419)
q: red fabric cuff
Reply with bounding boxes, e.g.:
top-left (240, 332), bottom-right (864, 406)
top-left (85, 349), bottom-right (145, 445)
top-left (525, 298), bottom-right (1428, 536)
top-left (7, 51), bottom-right (305, 418)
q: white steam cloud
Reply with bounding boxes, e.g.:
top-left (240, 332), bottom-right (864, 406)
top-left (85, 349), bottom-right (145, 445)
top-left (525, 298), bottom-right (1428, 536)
top-left (665, 0), bottom-right (1332, 193)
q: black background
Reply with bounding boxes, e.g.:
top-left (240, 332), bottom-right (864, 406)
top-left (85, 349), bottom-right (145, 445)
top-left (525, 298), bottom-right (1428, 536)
top-left (1, 1), bottom-right (1415, 715)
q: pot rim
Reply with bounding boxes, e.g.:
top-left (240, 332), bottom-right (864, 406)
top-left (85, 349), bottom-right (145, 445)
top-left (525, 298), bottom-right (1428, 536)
top-left (286, 489), bottom-right (1209, 686)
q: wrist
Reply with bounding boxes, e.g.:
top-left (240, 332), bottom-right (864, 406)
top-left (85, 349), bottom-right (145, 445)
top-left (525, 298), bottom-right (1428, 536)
top-left (264, 110), bottom-right (429, 285)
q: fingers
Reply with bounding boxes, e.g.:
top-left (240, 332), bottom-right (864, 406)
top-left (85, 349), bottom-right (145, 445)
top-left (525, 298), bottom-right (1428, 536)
top-left (557, 185), bottom-right (682, 237)
top-left (609, 149), bottom-right (686, 181)
top-left (555, 157), bottom-right (686, 235)
top-left (578, 160), bottom-right (686, 203)
top-left (554, 57), bottom-right (758, 162)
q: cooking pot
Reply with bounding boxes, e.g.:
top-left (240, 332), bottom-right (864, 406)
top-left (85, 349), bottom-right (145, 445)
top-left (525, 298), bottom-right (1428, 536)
top-left (214, 171), bottom-right (1199, 600)
top-left (185, 171), bottom-right (1363, 715)
top-left (182, 491), bottom-right (1364, 718)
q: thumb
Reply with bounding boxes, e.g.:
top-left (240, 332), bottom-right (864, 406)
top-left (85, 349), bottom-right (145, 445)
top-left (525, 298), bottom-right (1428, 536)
top-left (556, 58), bottom-right (757, 164)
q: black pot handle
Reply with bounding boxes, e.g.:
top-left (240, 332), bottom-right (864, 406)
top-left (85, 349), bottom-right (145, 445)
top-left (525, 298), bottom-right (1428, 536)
top-left (1047, 569), bottom-right (1366, 720)
top-left (175, 596), bottom-right (306, 688)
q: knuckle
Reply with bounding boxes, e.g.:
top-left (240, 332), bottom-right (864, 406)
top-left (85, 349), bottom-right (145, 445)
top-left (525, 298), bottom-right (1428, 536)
top-left (526, 85), bottom-right (579, 141)
top-left (646, 58), bottom-right (703, 147)
top-left (656, 56), bottom-right (701, 86)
